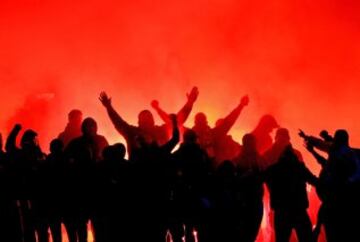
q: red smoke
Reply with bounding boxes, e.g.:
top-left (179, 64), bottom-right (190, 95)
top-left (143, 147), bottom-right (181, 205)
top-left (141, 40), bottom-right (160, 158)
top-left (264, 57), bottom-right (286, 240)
top-left (1, 1), bottom-right (359, 240)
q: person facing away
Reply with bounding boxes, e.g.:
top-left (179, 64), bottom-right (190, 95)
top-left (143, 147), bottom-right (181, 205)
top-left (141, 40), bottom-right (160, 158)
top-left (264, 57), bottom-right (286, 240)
top-left (317, 130), bottom-right (359, 242)
top-left (5, 124), bottom-right (46, 242)
top-left (263, 145), bottom-right (318, 242)
top-left (128, 114), bottom-right (180, 242)
top-left (0, 132), bottom-right (22, 242)
top-left (263, 128), bottom-right (303, 169)
top-left (99, 89), bottom-right (194, 159)
top-left (235, 133), bottom-right (265, 242)
top-left (31, 139), bottom-right (65, 242)
top-left (167, 95), bottom-right (247, 168)
top-left (58, 109), bottom-right (83, 147)
top-left (66, 117), bottom-right (109, 165)
top-left (210, 160), bottom-right (238, 242)
top-left (40, 139), bottom-right (66, 242)
top-left (93, 143), bottom-right (133, 242)
top-left (171, 129), bottom-right (212, 242)
top-left (64, 117), bottom-right (109, 242)
top-left (251, 114), bottom-right (279, 155)
top-left (152, 91), bottom-right (248, 165)
top-left (150, 86), bottom-right (199, 139)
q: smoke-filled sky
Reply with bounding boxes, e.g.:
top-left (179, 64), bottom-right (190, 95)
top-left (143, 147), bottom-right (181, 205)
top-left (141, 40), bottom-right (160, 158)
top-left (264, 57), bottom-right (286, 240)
top-left (1, 0), bottom-right (360, 173)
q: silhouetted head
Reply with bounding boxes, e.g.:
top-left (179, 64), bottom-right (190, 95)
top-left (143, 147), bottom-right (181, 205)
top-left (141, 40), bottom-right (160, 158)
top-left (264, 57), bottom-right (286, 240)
top-left (279, 145), bottom-right (298, 164)
top-left (113, 143), bottom-right (126, 159)
top-left (320, 130), bottom-right (333, 142)
top-left (333, 129), bottom-right (349, 148)
top-left (20, 129), bottom-right (38, 148)
top-left (102, 146), bottom-right (113, 161)
top-left (242, 133), bottom-right (257, 153)
top-left (195, 112), bottom-right (208, 127)
top-left (138, 110), bottom-right (155, 129)
top-left (81, 117), bottom-right (98, 137)
top-left (68, 109), bottom-right (83, 125)
top-left (256, 115), bottom-right (279, 133)
top-left (275, 128), bottom-right (290, 146)
top-left (183, 129), bottom-right (198, 144)
top-left (50, 139), bottom-right (64, 154)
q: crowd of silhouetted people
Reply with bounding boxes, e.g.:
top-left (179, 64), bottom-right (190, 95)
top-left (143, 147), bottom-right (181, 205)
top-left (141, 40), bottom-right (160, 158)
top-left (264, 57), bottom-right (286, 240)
top-left (0, 87), bottom-right (359, 242)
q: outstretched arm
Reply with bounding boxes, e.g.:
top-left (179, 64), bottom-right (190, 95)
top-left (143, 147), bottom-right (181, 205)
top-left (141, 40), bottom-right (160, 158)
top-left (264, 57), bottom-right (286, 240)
top-left (176, 86), bottom-right (199, 124)
top-left (151, 100), bottom-right (171, 124)
top-left (299, 129), bottom-right (330, 152)
top-left (151, 86), bottom-right (199, 125)
top-left (213, 95), bottom-right (249, 136)
top-left (305, 142), bottom-right (327, 167)
top-left (5, 124), bottom-right (21, 153)
top-left (302, 163), bottom-right (319, 186)
top-left (99, 92), bottom-right (132, 137)
top-left (161, 114), bottom-right (180, 153)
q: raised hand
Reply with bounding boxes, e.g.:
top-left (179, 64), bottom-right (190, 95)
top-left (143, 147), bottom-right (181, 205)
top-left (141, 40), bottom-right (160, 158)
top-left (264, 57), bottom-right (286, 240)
top-left (151, 100), bottom-right (160, 109)
top-left (99, 92), bottom-right (112, 108)
top-left (186, 86), bottom-right (199, 103)
top-left (14, 124), bottom-right (22, 131)
top-left (240, 95), bottom-right (249, 107)
top-left (298, 129), bottom-right (307, 139)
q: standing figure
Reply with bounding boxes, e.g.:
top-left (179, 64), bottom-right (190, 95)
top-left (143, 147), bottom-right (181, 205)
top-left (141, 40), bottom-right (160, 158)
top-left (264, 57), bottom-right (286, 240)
top-left (264, 146), bottom-right (318, 242)
top-left (58, 109), bottom-right (83, 147)
top-left (64, 117), bottom-right (108, 242)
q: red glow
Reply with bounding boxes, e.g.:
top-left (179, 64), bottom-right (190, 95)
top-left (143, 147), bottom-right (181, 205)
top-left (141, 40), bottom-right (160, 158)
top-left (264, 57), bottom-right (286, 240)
top-left (1, 1), bottom-right (359, 241)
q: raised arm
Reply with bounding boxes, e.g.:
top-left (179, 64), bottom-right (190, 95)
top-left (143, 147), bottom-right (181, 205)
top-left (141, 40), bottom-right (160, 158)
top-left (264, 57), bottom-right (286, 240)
top-left (213, 95), bottom-right (249, 136)
top-left (161, 114), bottom-right (180, 153)
top-left (299, 129), bottom-right (330, 152)
top-left (5, 124), bottom-right (22, 153)
top-left (151, 100), bottom-right (171, 124)
top-left (304, 142), bottom-right (327, 167)
top-left (99, 92), bottom-right (132, 137)
top-left (302, 162), bottom-right (319, 186)
top-left (176, 86), bottom-right (199, 124)
top-left (151, 86), bottom-right (199, 125)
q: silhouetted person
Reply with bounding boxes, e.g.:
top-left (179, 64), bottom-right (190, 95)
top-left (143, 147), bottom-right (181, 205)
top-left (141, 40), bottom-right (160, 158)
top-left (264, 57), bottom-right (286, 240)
top-left (58, 109), bottom-right (83, 147)
top-left (251, 115), bottom-right (279, 155)
top-left (100, 88), bottom-right (197, 158)
top-left (93, 143), bottom-right (133, 242)
top-left (263, 128), bottom-right (303, 168)
top-left (0, 132), bottom-right (22, 242)
top-left (303, 141), bottom-right (328, 242)
top-left (298, 130), bottom-right (333, 241)
top-left (6, 124), bottom-right (46, 242)
top-left (64, 117), bottom-right (109, 242)
top-left (261, 128), bottom-right (303, 242)
top-left (129, 114), bottom-right (179, 242)
top-left (171, 129), bottom-right (211, 242)
top-left (209, 160), bottom-right (238, 242)
top-left (264, 146), bottom-right (318, 242)
top-left (191, 95), bottom-right (249, 166)
top-left (36, 139), bottom-right (65, 242)
top-left (306, 130), bottom-right (359, 242)
top-left (151, 86), bottom-right (199, 138)
top-left (235, 133), bottom-right (265, 242)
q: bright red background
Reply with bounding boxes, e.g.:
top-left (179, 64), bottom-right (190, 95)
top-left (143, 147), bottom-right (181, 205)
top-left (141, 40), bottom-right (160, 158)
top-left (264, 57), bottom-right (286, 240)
top-left (1, 1), bottom-right (360, 241)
